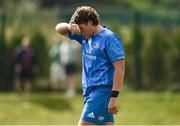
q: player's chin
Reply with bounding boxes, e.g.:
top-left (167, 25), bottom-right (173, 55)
top-left (84, 35), bottom-right (91, 39)
top-left (81, 32), bottom-right (88, 37)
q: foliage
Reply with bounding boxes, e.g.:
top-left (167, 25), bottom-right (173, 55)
top-left (10, 0), bottom-right (179, 11)
top-left (31, 30), bottom-right (49, 77)
top-left (115, 0), bottom-right (180, 10)
top-left (142, 28), bottom-right (168, 90)
top-left (0, 0), bottom-right (180, 91)
top-left (0, 0), bottom-right (56, 84)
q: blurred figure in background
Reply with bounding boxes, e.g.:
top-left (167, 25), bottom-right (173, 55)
top-left (49, 42), bottom-right (66, 92)
top-left (59, 39), bottom-right (79, 97)
top-left (13, 36), bottom-right (38, 95)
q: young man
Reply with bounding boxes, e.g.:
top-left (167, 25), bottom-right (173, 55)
top-left (55, 6), bottom-right (125, 125)
top-left (13, 36), bottom-right (38, 95)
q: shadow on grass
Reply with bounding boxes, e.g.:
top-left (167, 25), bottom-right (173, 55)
top-left (28, 95), bottom-right (72, 112)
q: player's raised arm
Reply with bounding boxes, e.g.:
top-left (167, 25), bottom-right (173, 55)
top-left (55, 22), bottom-right (69, 35)
top-left (55, 22), bottom-right (81, 36)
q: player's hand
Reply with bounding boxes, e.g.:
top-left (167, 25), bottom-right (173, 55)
top-left (68, 23), bottom-right (81, 34)
top-left (108, 97), bottom-right (118, 114)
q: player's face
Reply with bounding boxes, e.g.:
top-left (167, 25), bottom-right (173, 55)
top-left (79, 23), bottom-right (94, 38)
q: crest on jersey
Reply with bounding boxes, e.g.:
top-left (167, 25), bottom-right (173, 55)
top-left (93, 42), bottom-right (100, 49)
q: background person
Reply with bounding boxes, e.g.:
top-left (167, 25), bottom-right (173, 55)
top-left (13, 36), bottom-right (38, 95)
top-left (49, 42), bottom-right (66, 92)
top-left (59, 39), bottom-right (79, 97)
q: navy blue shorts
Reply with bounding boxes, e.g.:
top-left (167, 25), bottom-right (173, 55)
top-left (65, 63), bottom-right (77, 75)
top-left (14, 68), bottom-right (33, 82)
top-left (79, 85), bottom-right (114, 125)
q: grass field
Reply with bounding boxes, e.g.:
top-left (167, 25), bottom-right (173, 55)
top-left (0, 91), bottom-right (180, 125)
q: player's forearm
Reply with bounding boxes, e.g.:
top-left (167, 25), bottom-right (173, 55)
top-left (112, 60), bottom-right (125, 92)
top-left (108, 63), bottom-right (124, 114)
top-left (112, 69), bottom-right (124, 91)
top-left (55, 22), bottom-right (70, 35)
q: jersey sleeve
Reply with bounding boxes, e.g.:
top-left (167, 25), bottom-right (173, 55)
top-left (105, 33), bottom-right (125, 63)
top-left (68, 31), bottom-right (84, 44)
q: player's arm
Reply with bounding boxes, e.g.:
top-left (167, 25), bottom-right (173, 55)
top-left (55, 22), bottom-right (81, 36)
top-left (108, 60), bottom-right (125, 114)
top-left (112, 60), bottom-right (125, 92)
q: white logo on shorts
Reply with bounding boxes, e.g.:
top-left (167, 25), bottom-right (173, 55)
top-left (87, 112), bottom-right (95, 118)
top-left (98, 116), bottom-right (104, 121)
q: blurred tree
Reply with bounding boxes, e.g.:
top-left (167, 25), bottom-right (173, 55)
top-left (0, 11), bottom-right (9, 90)
top-left (143, 28), bottom-right (169, 90)
top-left (31, 31), bottom-right (48, 77)
top-left (0, 0), bottom-right (179, 91)
top-left (170, 32), bottom-right (180, 82)
top-left (132, 11), bottom-right (143, 90)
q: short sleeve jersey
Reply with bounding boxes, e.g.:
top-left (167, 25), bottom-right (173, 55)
top-left (69, 26), bottom-right (125, 95)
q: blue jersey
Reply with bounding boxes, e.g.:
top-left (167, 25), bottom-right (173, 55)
top-left (69, 26), bottom-right (125, 96)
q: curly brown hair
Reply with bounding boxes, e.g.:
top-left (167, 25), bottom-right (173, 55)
top-left (70, 6), bottom-right (100, 26)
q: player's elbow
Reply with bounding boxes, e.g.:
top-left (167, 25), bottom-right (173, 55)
top-left (55, 23), bottom-right (68, 35)
top-left (55, 24), bottom-right (60, 32)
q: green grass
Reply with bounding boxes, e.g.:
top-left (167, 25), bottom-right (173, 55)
top-left (0, 91), bottom-right (180, 125)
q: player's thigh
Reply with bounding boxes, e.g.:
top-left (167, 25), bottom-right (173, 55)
top-left (105, 122), bottom-right (114, 125)
top-left (78, 120), bottom-right (96, 126)
top-left (78, 118), bottom-right (114, 125)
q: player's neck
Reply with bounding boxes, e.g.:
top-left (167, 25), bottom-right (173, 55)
top-left (93, 25), bottom-right (103, 36)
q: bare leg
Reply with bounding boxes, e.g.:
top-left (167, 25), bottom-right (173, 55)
top-left (78, 121), bottom-right (96, 126)
top-left (68, 74), bottom-right (76, 89)
top-left (14, 79), bottom-right (22, 94)
top-left (105, 122), bottom-right (114, 125)
top-left (24, 80), bottom-right (32, 94)
top-left (66, 73), bottom-right (76, 97)
top-left (78, 120), bottom-right (113, 125)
